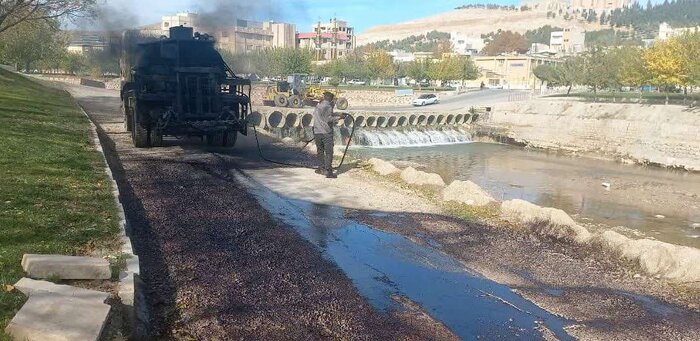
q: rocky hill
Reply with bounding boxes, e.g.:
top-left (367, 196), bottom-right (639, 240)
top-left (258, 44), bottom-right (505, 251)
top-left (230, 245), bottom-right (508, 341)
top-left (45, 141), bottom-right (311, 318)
top-left (357, 8), bottom-right (603, 46)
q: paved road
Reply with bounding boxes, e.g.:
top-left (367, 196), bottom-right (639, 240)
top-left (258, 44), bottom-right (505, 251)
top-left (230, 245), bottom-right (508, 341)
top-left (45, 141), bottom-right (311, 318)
top-left (351, 89), bottom-right (527, 112)
top-left (67, 84), bottom-right (700, 340)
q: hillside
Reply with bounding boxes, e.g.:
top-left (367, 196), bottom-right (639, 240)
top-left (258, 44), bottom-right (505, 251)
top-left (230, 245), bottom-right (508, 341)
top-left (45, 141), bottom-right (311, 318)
top-left (357, 8), bottom-right (603, 46)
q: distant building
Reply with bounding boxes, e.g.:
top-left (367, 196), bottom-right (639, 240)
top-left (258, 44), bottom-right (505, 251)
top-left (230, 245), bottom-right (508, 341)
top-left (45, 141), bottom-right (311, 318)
top-left (450, 32), bottom-right (484, 56)
top-left (570, 0), bottom-right (635, 11)
top-left (471, 55), bottom-right (558, 90)
top-left (550, 27), bottom-right (585, 55)
top-left (67, 34), bottom-right (108, 54)
top-left (159, 12), bottom-right (296, 53)
top-left (388, 50), bottom-right (416, 63)
top-left (658, 22), bottom-right (700, 41)
top-left (297, 18), bottom-right (355, 60)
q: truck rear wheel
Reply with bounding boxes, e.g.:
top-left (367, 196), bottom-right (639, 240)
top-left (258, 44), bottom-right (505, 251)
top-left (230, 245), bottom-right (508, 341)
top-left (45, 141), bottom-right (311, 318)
top-left (274, 94), bottom-right (289, 107)
top-left (132, 102), bottom-right (150, 148)
top-left (223, 131), bottom-right (237, 147)
top-left (206, 132), bottom-right (224, 146)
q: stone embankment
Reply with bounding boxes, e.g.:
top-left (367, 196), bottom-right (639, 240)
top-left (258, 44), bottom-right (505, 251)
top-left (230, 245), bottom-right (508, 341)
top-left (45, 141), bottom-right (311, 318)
top-left (478, 100), bottom-right (700, 171)
top-left (364, 157), bottom-right (700, 283)
top-left (251, 84), bottom-right (455, 108)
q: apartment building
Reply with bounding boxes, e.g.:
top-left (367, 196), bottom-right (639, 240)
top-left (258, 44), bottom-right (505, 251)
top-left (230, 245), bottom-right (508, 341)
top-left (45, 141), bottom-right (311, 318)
top-left (297, 18), bottom-right (356, 60)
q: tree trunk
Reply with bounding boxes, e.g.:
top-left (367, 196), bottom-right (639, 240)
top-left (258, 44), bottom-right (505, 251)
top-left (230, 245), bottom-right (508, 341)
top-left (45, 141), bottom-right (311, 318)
top-left (665, 92), bottom-right (669, 105)
top-left (567, 84), bottom-right (572, 95)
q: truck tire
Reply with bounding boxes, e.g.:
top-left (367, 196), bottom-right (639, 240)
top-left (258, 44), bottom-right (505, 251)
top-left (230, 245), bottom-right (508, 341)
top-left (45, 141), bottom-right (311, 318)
top-left (150, 129), bottom-right (163, 147)
top-left (274, 94), bottom-right (289, 107)
top-left (289, 95), bottom-right (303, 108)
top-left (206, 132), bottom-right (224, 146)
top-left (132, 102), bottom-right (150, 148)
top-left (336, 97), bottom-right (349, 110)
top-left (122, 103), bottom-right (133, 132)
top-left (223, 131), bottom-right (237, 147)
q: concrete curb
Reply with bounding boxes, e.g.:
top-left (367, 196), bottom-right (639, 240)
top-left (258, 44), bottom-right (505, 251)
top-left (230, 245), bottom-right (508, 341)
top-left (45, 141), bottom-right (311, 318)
top-left (78, 104), bottom-right (140, 315)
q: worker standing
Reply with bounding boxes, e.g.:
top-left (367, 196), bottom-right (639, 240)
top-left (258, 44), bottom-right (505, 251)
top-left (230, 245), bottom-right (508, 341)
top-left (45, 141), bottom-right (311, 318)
top-left (312, 92), bottom-right (345, 178)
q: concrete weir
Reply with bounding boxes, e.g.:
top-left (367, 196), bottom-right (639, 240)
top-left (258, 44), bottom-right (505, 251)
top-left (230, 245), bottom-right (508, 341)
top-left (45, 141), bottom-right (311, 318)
top-left (253, 107), bottom-right (480, 131)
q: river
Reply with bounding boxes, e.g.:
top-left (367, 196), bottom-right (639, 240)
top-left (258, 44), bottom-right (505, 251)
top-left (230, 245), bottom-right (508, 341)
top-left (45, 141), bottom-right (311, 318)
top-left (350, 136), bottom-right (700, 248)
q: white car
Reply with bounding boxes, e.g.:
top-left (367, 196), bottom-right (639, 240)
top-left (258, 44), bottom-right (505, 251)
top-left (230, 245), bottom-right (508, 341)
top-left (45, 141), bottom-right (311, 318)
top-left (347, 79), bottom-right (366, 85)
top-left (412, 94), bottom-right (439, 106)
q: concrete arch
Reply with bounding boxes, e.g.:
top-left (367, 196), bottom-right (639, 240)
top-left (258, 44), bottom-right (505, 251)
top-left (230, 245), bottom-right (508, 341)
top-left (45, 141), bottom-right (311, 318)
top-left (463, 114), bottom-right (472, 124)
top-left (436, 114), bottom-right (446, 125)
top-left (366, 116), bottom-right (378, 127)
top-left (417, 114), bottom-right (427, 125)
top-left (472, 114), bottom-right (480, 123)
top-left (408, 114), bottom-right (418, 125)
top-left (248, 111), bottom-right (266, 128)
top-left (455, 114), bottom-right (464, 125)
top-left (344, 115), bottom-right (355, 128)
top-left (268, 111), bottom-right (285, 128)
top-left (284, 112), bottom-right (299, 128)
top-left (446, 114), bottom-right (455, 125)
top-left (355, 115), bottom-right (366, 127)
top-left (397, 116), bottom-right (408, 126)
top-left (301, 113), bottom-right (313, 128)
top-left (376, 116), bottom-right (388, 128)
top-left (387, 116), bottom-right (398, 127)
top-left (427, 115), bottom-right (437, 125)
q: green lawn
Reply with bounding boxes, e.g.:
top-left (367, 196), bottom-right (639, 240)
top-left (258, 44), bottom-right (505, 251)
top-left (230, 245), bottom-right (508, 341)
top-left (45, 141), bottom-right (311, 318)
top-left (0, 69), bottom-right (119, 337)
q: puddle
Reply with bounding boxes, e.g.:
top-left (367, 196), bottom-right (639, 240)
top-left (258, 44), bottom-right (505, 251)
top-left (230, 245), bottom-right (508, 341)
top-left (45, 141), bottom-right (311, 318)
top-left (238, 172), bottom-right (573, 340)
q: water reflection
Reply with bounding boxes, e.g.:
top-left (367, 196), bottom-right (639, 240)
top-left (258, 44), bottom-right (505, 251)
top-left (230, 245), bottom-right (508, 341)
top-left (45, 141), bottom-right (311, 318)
top-left (352, 143), bottom-right (700, 248)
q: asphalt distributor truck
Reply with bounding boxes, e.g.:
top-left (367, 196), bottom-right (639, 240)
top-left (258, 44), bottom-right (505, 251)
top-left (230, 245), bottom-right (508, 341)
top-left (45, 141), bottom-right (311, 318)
top-left (120, 26), bottom-right (250, 148)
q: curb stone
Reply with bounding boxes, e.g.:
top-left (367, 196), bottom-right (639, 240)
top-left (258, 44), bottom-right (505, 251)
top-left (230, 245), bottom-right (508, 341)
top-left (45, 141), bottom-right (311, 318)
top-left (78, 104), bottom-right (140, 327)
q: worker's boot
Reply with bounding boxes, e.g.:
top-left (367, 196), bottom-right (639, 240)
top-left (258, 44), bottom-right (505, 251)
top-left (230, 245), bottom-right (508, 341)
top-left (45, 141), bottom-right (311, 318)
top-left (326, 171), bottom-right (337, 179)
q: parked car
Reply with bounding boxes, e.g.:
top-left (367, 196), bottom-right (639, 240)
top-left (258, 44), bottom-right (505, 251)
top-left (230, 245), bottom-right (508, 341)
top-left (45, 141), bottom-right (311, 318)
top-left (412, 94), bottom-right (439, 106)
top-left (347, 79), bottom-right (366, 85)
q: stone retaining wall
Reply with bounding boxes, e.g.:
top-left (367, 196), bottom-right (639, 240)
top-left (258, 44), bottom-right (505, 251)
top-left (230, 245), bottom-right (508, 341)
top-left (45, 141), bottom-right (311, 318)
top-left (479, 100), bottom-right (700, 171)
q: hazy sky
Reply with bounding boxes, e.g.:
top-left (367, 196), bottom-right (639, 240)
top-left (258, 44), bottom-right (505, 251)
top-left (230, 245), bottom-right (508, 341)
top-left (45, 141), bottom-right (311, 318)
top-left (101, 0), bottom-right (521, 33)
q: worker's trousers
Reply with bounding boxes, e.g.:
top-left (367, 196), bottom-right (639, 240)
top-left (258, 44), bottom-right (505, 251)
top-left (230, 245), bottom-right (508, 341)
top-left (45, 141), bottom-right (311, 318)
top-left (314, 133), bottom-right (334, 173)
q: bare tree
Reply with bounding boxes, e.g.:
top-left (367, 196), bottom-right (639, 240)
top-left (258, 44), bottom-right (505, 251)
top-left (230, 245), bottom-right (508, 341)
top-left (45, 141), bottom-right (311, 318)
top-left (0, 0), bottom-right (96, 34)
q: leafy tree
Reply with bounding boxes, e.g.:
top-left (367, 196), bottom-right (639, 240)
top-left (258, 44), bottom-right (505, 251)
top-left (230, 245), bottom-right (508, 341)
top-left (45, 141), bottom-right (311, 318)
top-left (480, 30), bottom-right (528, 55)
top-left (677, 31), bottom-right (700, 87)
top-left (0, 0), bottom-right (96, 34)
top-left (579, 47), bottom-right (621, 98)
top-left (643, 37), bottom-right (690, 103)
top-left (617, 46), bottom-right (650, 98)
top-left (0, 17), bottom-right (65, 72)
top-left (405, 59), bottom-right (432, 87)
top-left (366, 49), bottom-right (394, 84)
top-left (533, 64), bottom-right (558, 87)
top-left (554, 57), bottom-right (583, 95)
top-left (277, 48), bottom-right (313, 75)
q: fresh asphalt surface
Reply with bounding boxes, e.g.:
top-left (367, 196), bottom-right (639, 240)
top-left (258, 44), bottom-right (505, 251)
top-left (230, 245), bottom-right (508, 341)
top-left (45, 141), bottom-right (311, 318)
top-left (67, 84), bottom-right (700, 340)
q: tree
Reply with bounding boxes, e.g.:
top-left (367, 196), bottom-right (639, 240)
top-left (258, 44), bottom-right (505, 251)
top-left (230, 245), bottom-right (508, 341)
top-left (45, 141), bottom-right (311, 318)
top-left (0, 17), bottom-right (65, 72)
top-left (579, 47), bottom-right (620, 99)
top-left (525, 25), bottom-right (562, 45)
top-left (617, 46), bottom-right (650, 99)
top-left (277, 48), bottom-right (313, 76)
top-left (533, 64), bottom-right (558, 87)
top-left (428, 56), bottom-right (462, 87)
top-left (554, 56), bottom-right (583, 95)
top-left (644, 37), bottom-right (690, 104)
top-left (480, 30), bottom-right (529, 55)
top-left (677, 32), bottom-right (700, 88)
top-left (405, 59), bottom-right (431, 88)
top-left (366, 49), bottom-right (394, 85)
top-left (0, 0), bottom-right (96, 34)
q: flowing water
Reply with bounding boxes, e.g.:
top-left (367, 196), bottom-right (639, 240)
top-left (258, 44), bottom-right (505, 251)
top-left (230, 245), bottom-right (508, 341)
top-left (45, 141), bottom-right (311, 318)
top-left (351, 129), bottom-right (700, 248)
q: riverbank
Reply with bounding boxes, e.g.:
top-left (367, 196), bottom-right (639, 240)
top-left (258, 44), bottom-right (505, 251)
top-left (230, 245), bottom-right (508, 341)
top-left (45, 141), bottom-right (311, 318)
top-left (240, 154), bottom-right (700, 339)
top-left (0, 70), bottom-right (121, 339)
top-left (478, 99), bottom-right (700, 171)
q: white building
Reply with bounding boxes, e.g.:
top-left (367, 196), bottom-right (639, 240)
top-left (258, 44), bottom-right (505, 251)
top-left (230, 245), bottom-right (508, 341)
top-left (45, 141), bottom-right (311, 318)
top-left (550, 27), bottom-right (585, 55)
top-left (658, 22), bottom-right (700, 41)
top-left (388, 50), bottom-right (416, 63)
top-left (450, 32), bottom-right (484, 56)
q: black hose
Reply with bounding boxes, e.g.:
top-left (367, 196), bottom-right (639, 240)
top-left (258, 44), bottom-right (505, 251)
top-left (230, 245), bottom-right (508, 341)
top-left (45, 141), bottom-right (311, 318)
top-left (250, 114), bottom-right (356, 171)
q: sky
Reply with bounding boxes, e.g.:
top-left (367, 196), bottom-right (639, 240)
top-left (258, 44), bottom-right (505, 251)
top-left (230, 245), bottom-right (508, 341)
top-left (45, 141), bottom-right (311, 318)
top-left (100, 0), bottom-right (522, 33)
